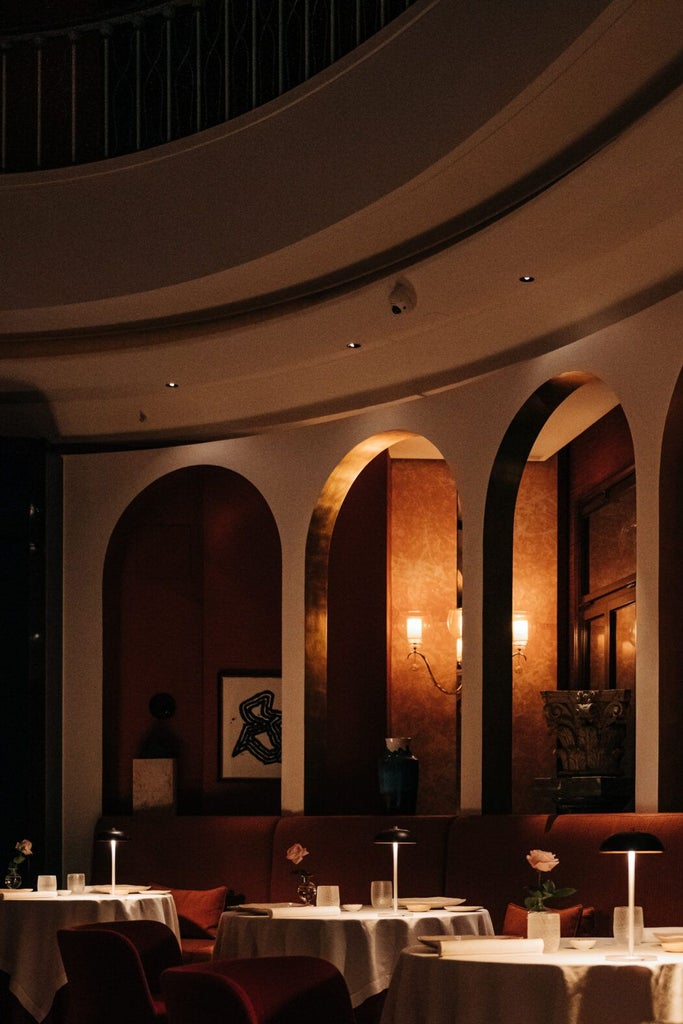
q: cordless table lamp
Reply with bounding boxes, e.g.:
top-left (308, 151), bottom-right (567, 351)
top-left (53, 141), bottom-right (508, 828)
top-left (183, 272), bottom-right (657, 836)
top-left (600, 830), bottom-right (663, 961)
top-left (373, 825), bottom-right (416, 914)
top-left (96, 827), bottom-right (131, 895)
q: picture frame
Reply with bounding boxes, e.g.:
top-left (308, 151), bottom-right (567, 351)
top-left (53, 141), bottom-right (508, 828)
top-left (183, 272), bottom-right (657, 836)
top-left (220, 672), bottom-right (282, 780)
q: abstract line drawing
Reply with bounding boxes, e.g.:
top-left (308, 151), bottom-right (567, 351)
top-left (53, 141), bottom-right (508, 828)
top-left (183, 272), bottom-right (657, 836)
top-left (220, 674), bottom-right (282, 779)
top-left (231, 689), bottom-right (282, 765)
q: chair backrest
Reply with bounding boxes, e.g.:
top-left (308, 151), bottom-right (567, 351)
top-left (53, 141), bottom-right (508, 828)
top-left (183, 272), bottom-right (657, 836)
top-left (57, 920), bottom-right (181, 1024)
top-left (72, 919), bottom-right (183, 992)
top-left (161, 955), bottom-right (356, 1024)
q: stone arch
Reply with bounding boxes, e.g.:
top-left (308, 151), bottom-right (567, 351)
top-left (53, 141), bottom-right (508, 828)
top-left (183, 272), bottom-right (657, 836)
top-left (658, 365), bottom-right (683, 808)
top-left (482, 371), bottom-right (636, 813)
top-left (304, 431), bottom-right (460, 813)
top-left (102, 463), bottom-right (281, 815)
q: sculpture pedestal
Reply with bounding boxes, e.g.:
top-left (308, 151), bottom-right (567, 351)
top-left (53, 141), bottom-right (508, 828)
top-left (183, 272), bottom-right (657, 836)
top-left (535, 774), bottom-right (634, 813)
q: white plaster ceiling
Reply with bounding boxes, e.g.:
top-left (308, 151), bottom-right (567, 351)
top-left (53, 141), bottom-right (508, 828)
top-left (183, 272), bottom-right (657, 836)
top-left (0, 0), bottom-right (681, 444)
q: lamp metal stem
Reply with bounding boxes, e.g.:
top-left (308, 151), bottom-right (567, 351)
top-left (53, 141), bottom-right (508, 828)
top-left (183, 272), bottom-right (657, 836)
top-left (627, 848), bottom-right (635, 958)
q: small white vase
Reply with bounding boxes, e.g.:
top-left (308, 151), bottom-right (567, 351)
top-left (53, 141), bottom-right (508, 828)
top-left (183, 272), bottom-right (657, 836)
top-left (526, 910), bottom-right (561, 952)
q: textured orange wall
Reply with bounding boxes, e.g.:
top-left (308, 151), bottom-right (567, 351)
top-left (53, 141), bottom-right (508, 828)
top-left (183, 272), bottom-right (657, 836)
top-left (388, 459), bottom-right (459, 815)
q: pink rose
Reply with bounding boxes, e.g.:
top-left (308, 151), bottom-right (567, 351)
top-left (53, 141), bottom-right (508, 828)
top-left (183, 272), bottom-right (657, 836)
top-left (286, 843), bottom-right (309, 866)
top-left (16, 840), bottom-right (32, 857)
top-left (526, 849), bottom-right (558, 873)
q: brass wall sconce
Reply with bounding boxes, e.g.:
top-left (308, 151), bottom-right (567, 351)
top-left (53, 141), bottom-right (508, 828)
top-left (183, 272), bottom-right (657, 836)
top-left (512, 612), bottom-right (529, 672)
top-left (406, 612), bottom-right (460, 697)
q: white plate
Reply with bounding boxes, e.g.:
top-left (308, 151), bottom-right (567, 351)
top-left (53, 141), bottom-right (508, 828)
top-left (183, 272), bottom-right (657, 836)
top-left (399, 897), bottom-right (466, 910)
top-left (446, 905), bottom-right (483, 913)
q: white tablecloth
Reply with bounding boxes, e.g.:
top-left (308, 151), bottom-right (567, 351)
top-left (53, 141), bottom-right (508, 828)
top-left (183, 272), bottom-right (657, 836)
top-left (214, 906), bottom-right (493, 1007)
top-left (0, 891), bottom-right (180, 1022)
top-left (380, 936), bottom-right (683, 1024)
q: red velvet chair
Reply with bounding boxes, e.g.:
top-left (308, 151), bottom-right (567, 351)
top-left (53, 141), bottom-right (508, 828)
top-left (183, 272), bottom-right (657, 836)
top-left (57, 919), bottom-right (183, 1024)
top-left (161, 955), bottom-right (356, 1024)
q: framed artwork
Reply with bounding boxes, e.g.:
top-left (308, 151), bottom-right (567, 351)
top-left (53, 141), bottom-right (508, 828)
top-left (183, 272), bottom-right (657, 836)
top-left (220, 672), bottom-right (282, 779)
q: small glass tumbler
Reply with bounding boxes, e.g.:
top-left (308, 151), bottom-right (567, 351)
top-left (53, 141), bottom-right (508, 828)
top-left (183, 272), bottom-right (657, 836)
top-left (613, 905), bottom-right (644, 946)
top-left (316, 885), bottom-right (340, 908)
top-left (37, 875), bottom-right (57, 894)
top-left (370, 880), bottom-right (393, 910)
top-left (67, 873), bottom-right (86, 894)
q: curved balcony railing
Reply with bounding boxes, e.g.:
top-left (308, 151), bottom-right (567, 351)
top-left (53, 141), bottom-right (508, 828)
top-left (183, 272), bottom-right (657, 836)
top-left (0, 0), bottom-right (415, 173)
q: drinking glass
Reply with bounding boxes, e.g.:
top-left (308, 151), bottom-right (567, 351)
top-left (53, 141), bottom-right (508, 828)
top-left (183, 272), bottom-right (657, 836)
top-left (613, 905), bottom-right (644, 945)
top-left (316, 885), bottom-right (340, 908)
top-left (370, 880), bottom-right (393, 910)
top-left (67, 873), bottom-right (86, 894)
top-left (37, 875), bottom-right (57, 893)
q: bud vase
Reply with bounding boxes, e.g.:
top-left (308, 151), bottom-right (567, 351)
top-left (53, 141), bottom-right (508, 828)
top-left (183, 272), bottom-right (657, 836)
top-left (296, 875), bottom-right (317, 906)
top-left (526, 910), bottom-right (561, 952)
top-left (4, 868), bottom-right (22, 889)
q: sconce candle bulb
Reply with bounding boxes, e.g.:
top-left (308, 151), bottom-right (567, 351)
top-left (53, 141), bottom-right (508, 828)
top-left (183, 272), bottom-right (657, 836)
top-left (512, 612), bottom-right (529, 671)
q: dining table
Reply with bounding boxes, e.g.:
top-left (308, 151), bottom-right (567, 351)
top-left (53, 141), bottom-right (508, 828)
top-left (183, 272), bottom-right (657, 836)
top-left (0, 887), bottom-right (180, 1023)
top-left (213, 902), bottom-right (493, 1010)
top-left (379, 932), bottom-right (683, 1024)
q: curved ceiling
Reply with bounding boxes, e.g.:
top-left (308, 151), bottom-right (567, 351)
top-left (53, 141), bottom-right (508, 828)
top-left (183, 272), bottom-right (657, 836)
top-left (0, 0), bottom-right (682, 444)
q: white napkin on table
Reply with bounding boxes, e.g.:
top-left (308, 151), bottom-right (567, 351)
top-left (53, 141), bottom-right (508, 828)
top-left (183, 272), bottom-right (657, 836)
top-left (420, 935), bottom-right (544, 955)
top-left (236, 903), bottom-right (341, 917)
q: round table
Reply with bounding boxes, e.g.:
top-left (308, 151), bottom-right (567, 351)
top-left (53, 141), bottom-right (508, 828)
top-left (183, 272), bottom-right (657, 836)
top-left (0, 889), bottom-right (180, 1022)
top-left (380, 936), bottom-right (683, 1024)
top-left (214, 905), bottom-right (493, 1008)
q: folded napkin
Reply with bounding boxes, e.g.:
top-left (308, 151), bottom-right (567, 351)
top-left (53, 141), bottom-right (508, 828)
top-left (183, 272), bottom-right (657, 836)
top-left (0, 891), bottom-right (42, 900)
top-left (420, 935), bottom-right (544, 956)
top-left (236, 903), bottom-right (341, 917)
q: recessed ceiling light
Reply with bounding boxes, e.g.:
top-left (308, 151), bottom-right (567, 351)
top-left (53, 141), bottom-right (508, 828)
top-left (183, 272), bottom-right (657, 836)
top-left (165, 381), bottom-right (179, 388)
top-left (519, 275), bottom-right (535, 283)
top-left (347, 342), bottom-right (362, 349)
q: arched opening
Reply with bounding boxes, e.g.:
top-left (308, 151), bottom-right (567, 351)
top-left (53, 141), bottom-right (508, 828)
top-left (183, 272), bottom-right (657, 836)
top-left (483, 373), bottom-right (636, 814)
top-left (103, 464), bottom-right (281, 815)
top-left (659, 365), bottom-right (683, 808)
top-left (304, 431), bottom-right (460, 814)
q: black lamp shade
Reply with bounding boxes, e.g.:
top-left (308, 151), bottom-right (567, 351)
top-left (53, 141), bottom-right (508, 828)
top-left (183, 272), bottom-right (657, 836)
top-left (600, 831), bottom-right (664, 854)
top-left (373, 826), bottom-right (415, 845)
top-left (96, 827), bottom-right (131, 843)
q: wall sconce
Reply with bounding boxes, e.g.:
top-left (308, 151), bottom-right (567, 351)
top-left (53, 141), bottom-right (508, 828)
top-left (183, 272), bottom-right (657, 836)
top-left (446, 607), bottom-right (463, 669)
top-left (406, 612), bottom-right (460, 697)
top-left (600, 830), bottom-right (663, 961)
top-left (512, 612), bottom-right (529, 671)
top-left (373, 825), bottom-right (416, 914)
top-left (96, 826), bottom-right (131, 895)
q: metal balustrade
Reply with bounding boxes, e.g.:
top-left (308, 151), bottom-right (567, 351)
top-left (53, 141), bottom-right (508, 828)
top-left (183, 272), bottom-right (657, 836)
top-left (0, 0), bottom-right (414, 173)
